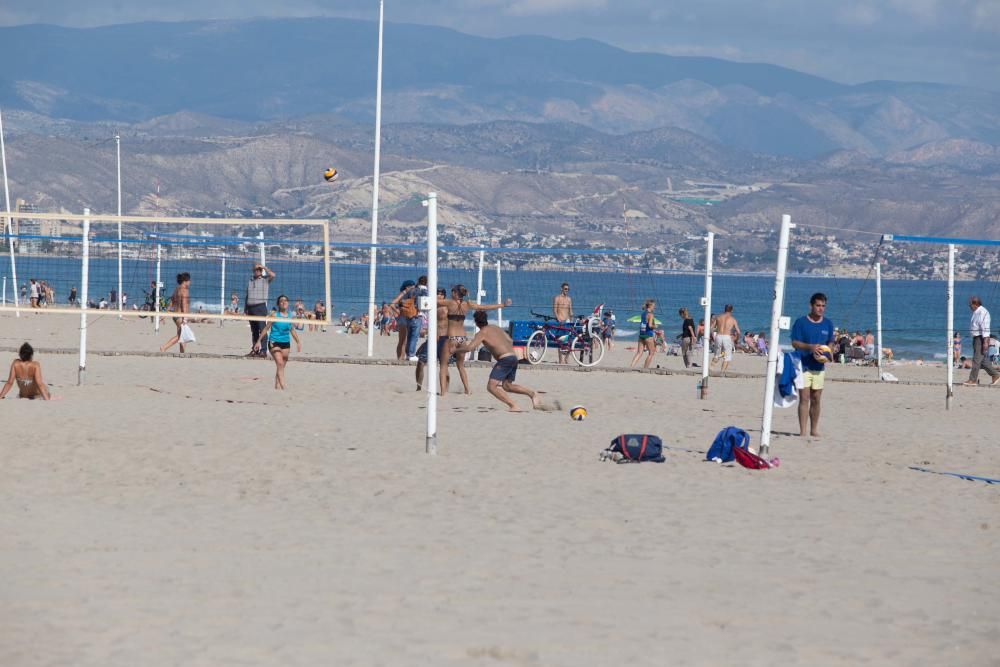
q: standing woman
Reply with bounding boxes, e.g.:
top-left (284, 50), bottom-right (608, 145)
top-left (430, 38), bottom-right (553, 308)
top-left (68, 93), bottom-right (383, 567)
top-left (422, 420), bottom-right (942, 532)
top-left (254, 295), bottom-right (301, 390)
top-left (439, 284), bottom-right (509, 395)
top-left (630, 299), bottom-right (657, 369)
top-left (159, 272), bottom-right (191, 353)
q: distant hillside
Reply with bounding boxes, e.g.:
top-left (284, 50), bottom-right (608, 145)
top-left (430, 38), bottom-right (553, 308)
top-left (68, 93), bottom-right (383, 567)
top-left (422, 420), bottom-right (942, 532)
top-left (1, 19), bottom-right (999, 158)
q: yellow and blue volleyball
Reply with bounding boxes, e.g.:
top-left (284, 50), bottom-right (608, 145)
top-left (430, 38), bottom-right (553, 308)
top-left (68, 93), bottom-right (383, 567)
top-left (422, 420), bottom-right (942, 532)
top-left (814, 344), bottom-right (835, 363)
top-left (323, 167), bottom-right (339, 182)
top-left (569, 405), bottom-right (588, 421)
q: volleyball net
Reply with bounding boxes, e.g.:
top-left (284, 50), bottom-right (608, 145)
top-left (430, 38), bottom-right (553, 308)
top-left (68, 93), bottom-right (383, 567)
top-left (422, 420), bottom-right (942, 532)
top-left (0, 211), bottom-right (332, 323)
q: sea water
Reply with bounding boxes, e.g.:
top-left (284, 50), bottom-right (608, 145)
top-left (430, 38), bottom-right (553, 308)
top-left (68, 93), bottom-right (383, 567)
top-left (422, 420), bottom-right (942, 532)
top-left (1, 254), bottom-right (995, 361)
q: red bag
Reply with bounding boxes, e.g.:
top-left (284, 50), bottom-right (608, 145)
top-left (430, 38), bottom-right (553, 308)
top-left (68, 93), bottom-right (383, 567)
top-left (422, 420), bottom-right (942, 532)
top-left (733, 446), bottom-right (772, 469)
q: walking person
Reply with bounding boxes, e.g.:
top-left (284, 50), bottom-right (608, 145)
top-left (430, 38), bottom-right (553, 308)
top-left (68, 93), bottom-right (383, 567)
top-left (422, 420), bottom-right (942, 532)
top-left (159, 273), bottom-right (191, 354)
top-left (962, 296), bottom-right (1000, 386)
top-left (245, 263), bottom-right (276, 357)
top-left (712, 304), bottom-right (740, 376)
top-left (391, 276), bottom-right (427, 361)
top-left (630, 299), bottom-right (657, 369)
top-left (68, 286), bottom-right (78, 306)
top-left (791, 292), bottom-right (835, 437)
top-left (953, 331), bottom-right (962, 368)
top-left (679, 307), bottom-right (696, 368)
top-left (454, 310), bottom-right (541, 412)
top-left (253, 295), bottom-right (301, 390)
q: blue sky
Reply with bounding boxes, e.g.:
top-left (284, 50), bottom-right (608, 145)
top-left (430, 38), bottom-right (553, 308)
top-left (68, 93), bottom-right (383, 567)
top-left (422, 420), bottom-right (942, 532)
top-left (3, 0), bottom-right (997, 90)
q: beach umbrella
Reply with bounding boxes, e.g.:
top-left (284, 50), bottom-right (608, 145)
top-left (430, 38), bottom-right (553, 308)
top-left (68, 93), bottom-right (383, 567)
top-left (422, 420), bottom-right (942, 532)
top-left (627, 314), bottom-right (661, 326)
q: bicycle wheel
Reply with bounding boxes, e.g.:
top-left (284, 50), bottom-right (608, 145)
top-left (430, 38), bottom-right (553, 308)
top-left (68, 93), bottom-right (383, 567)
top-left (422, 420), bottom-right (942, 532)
top-left (569, 334), bottom-right (605, 367)
top-left (526, 329), bottom-right (548, 365)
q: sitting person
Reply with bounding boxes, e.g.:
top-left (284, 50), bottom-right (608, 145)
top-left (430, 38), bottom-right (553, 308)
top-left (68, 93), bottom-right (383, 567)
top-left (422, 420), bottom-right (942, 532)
top-left (0, 342), bottom-right (51, 400)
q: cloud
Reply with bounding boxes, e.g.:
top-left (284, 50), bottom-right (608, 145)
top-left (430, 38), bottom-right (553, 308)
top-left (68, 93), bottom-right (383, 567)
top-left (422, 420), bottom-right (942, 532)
top-left (503, 0), bottom-right (608, 15)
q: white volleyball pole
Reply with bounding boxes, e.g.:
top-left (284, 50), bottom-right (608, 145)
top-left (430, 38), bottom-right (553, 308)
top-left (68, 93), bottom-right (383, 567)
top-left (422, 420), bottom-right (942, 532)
top-left (875, 262), bottom-right (882, 379)
top-left (219, 255), bottom-right (226, 327)
top-left (759, 214), bottom-right (793, 458)
top-left (946, 244), bottom-right (955, 410)
top-left (3, 276), bottom-right (6, 305)
top-left (116, 131), bottom-right (123, 318)
top-left (424, 192), bottom-right (438, 455)
top-left (495, 260), bottom-right (503, 328)
top-left (0, 107), bottom-right (20, 317)
top-left (365, 0), bottom-right (386, 359)
top-left (79, 208), bottom-right (91, 385)
top-left (258, 230), bottom-right (265, 267)
top-left (700, 231), bottom-right (714, 398)
top-left (154, 241), bottom-right (162, 333)
top-left (476, 248), bottom-right (485, 305)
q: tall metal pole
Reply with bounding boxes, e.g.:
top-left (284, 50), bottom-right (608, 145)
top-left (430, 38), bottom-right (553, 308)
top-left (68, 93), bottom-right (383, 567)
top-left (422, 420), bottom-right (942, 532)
top-left (116, 132), bottom-right (123, 318)
top-left (258, 230), bottom-right (265, 267)
top-left (79, 209), bottom-right (91, 385)
top-left (0, 107), bottom-right (20, 316)
top-left (476, 249), bottom-right (485, 305)
top-left (495, 260), bottom-right (503, 328)
top-left (365, 0), bottom-right (385, 358)
top-left (759, 214), bottom-right (794, 458)
top-left (425, 192), bottom-right (438, 455)
top-left (875, 262), bottom-right (882, 379)
top-left (154, 242), bottom-right (162, 333)
top-left (946, 244), bottom-right (955, 410)
top-left (219, 256), bottom-right (226, 327)
top-left (700, 232), bottom-right (714, 398)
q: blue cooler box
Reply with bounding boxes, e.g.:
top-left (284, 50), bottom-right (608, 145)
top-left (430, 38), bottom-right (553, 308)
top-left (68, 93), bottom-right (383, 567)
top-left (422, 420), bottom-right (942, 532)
top-left (509, 320), bottom-right (540, 346)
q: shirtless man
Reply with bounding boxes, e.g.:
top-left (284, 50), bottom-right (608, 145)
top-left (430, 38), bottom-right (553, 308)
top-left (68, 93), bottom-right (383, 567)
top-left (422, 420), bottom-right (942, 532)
top-left (552, 282), bottom-right (573, 363)
top-left (159, 272), bottom-right (191, 353)
top-left (712, 304), bottom-right (740, 376)
top-left (455, 310), bottom-right (541, 412)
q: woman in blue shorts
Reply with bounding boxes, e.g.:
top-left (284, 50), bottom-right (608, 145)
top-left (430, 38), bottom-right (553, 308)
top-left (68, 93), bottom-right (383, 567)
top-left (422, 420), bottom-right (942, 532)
top-left (630, 299), bottom-right (657, 369)
top-left (254, 294), bottom-right (301, 390)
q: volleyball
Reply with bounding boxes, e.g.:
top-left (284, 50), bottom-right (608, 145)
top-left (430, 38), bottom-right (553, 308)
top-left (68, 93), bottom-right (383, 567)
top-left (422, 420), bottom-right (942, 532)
top-left (569, 405), bottom-right (588, 421)
top-left (323, 167), bottom-right (339, 182)
top-left (814, 344), bottom-right (835, 363)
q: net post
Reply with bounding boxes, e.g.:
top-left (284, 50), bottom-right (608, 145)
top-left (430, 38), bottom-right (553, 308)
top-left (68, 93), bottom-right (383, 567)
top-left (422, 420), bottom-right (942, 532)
top-left (0, 107), bottom-right (19, 317)
top-left (219, 256), bottom-right (226, 327)
top-left (154, 241), bottom-right (161, 332)
top-left (759, 214), bottom-right (794, 457)
top-left (700, 232), bottom-right (714, 398)
top-left (78, 208), bottom-right (90, 386)
top-left (424, 192), bottom-right (438, 455)
top-left (116, 132), bottom-right (123, 319)
top-left (946, 244), bottom-right (955, 410)
top-left (495, 261), bottom-right (503, 328)
top-left (258, 230), bottom-right (265, 266)
top-left (2, 276), bottom-right (5, 305)
top-left (476, 249), bottom-right (485, 305)
top-left (323, 219), bottom-right (332, 326)
top-left (365, 0), bottom-right (385, 359)
top-left (875, 262), bottom-right (882, 379)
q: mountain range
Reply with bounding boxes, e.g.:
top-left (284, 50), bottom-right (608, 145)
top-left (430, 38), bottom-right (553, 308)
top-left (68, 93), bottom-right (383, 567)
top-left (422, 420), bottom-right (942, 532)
top-left (0, 18), bottom-right (998, 247)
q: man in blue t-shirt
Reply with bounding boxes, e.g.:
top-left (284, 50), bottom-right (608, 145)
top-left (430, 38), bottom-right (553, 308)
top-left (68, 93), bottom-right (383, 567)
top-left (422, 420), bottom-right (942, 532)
top-left (791, 292), bottom-right (834, 438)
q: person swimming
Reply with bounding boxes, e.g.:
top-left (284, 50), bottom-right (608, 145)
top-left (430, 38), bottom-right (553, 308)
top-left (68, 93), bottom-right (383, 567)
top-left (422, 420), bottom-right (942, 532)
top-left (0, 342), bottom-right (51, 400)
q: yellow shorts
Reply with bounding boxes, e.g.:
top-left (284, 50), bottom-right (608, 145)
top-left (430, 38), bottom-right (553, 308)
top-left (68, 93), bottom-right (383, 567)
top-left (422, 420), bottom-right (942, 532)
top-left (803, 370), bottom-right (825, 390)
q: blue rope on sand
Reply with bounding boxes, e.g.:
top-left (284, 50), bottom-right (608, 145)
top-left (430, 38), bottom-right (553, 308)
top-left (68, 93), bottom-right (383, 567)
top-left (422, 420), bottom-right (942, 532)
top-left (908, 466), bottom-right (1000, 485)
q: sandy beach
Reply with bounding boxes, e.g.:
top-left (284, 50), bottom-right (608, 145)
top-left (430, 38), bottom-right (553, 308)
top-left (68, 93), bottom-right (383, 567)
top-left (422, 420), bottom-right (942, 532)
top-left (1, 313), bottom-right (997, 666)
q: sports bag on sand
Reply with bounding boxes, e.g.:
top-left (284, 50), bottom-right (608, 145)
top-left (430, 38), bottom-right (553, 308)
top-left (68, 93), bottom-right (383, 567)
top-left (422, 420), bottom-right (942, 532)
top-left (601, 434), bottom-right (665, 463)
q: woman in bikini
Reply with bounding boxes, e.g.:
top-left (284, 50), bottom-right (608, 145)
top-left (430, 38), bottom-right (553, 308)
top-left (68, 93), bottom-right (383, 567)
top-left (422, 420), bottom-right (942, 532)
top-left (253, 295), bottom-right (301, 390)
top-left (438, 284), bottom-right (510, 395)
top-left (0, 342), bottom-right (51, 400)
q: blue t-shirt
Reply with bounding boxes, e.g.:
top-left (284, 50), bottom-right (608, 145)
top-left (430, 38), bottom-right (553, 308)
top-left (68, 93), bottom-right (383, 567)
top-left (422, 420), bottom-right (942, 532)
top-left (269, 311), bottom-right (293, 344)
top-left (791, 315), bottom-right (834, 372)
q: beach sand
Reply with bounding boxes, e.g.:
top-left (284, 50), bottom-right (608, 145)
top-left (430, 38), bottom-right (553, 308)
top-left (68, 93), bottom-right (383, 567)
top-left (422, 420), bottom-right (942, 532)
top-left (1, 314), bottom-right (997, 666)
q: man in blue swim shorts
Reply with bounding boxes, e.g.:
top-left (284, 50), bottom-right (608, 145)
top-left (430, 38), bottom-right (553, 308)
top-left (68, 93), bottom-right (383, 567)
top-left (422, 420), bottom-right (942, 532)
top-left (455, 310), bottom-right (541, 412)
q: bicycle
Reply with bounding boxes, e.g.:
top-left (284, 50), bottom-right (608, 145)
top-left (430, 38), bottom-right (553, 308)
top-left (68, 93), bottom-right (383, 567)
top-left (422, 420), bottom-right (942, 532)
top-left (525, 311), bottom-right (605, 367)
